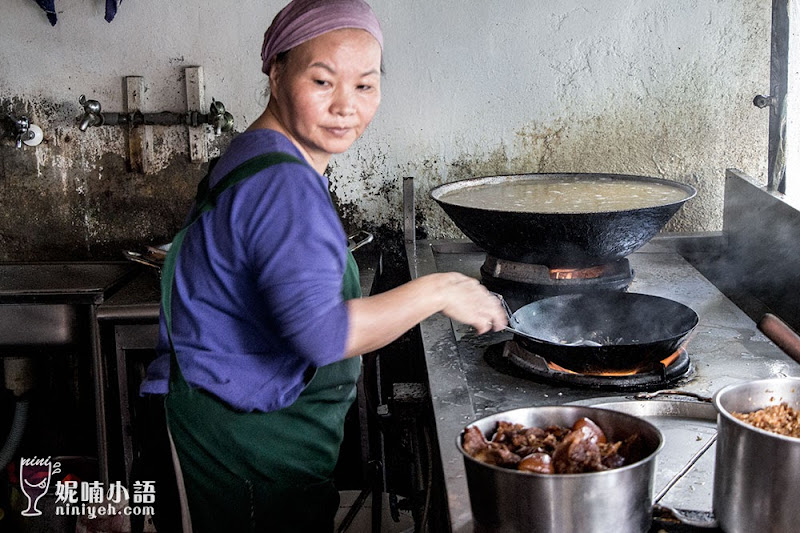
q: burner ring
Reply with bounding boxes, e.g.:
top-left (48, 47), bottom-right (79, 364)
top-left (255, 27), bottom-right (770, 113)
top-left (485, 340), bottom-right (694, 392)
top-left (481, 256), bottom-right (634, 297)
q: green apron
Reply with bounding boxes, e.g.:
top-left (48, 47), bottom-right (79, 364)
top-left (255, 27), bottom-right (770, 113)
top-left (161, 153), bottom-right (362, 532)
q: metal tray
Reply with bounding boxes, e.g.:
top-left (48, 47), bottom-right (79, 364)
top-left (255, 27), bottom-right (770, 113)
top-left (569, 397), bottom-right (717, 516)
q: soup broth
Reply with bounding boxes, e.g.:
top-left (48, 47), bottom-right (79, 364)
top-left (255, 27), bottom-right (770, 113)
top-left (438, 176), bottom-right (690, 213)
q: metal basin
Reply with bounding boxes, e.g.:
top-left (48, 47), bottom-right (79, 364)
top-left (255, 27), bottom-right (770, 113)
top-left (0, 262), bottom-right (136, 350)
top-left (0, 304), bottom-right (79, 347)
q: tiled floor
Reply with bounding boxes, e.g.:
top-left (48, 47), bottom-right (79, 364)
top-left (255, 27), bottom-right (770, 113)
top-left (68, 491), bottom-right (412, 532)
top-left (69, 489), bottom-right (413, 532)
top-left (334, 490), bottom-right (415, 533)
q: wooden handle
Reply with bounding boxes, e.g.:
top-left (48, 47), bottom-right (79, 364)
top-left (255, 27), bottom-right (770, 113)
top-left (758, 313), bottom-right (800, 364)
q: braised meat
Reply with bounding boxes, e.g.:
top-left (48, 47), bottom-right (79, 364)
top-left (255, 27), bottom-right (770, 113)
top-left (463, 425), bottom-right (522, 467)
top-left (518, 452), bottom-right (554, 474)
top-left (462, 426), bottom-right (489, 456)
top-left (552, 427), bottom-right (604, 473)
top-left (463, 416), bottom-right (631, 474)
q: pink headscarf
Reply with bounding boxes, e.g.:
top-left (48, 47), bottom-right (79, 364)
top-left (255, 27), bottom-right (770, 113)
top-left (261, 0), bottom-right (383, 75)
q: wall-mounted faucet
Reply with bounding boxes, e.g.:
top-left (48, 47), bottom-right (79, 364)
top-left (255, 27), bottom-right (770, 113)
top-left (77, 95), bottom-right (234, 134)
top-left (208, 99), bottom-right (234, 136)
top-left (78, 95), bottom-right (104, 131)
top-left (6, 113), bottom-right (44, 148)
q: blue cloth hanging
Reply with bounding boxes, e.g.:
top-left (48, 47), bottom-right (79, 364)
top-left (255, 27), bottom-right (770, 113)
top-left (33, 0), bottom-right (57, 26)
top-left (105, 0), bottom-right (122, 23)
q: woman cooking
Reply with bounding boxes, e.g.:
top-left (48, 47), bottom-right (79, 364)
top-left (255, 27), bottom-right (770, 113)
top-left (139, 0), bottom-right (507, 531)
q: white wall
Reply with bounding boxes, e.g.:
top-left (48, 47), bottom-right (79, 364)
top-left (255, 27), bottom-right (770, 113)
top-left (0, 1), bottom-right (772, 241)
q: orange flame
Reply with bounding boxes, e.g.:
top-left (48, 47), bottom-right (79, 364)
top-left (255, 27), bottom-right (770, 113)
top-left (547, 347), bottom-right (687, 376)
top-left (549, 265), bottom-right (609, 280)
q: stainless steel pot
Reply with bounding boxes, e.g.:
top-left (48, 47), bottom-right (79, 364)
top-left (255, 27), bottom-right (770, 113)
top-left (713, 377), bottom-right (800, 533)
top-left (457, 406), bottom-right (663, 533)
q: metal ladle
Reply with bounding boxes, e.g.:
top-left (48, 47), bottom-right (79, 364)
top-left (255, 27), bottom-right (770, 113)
top-left (491, 291), bottom-right (602, 347)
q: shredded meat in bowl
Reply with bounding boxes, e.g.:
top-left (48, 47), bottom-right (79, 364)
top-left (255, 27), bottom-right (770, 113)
top-left (732, 403), bottom-right (800, 438)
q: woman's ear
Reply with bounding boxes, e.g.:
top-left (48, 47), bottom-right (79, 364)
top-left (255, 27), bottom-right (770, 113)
top-left (268, 62), bottom-right (282, 97)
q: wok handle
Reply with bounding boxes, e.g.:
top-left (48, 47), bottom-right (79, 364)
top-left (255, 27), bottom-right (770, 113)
top-left (347, 230), bottom-right (374, 252)
top-left (758, 313), bottom-right (800, 364)
top-left (489, 291), bottom-right (518, 326)
top-left (489, 291), bottom-right (534, 338)
top-left (122, 250), bottom-right (162, 271)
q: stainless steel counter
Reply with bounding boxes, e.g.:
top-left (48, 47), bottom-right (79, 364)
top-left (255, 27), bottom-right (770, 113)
top-left (98, 251), bottom-right (380, 321)
top-left (0, 261), bottom-right (139, 486)
top-left (406, 238), bottom-right (800, 532)
top-left (0, 261), bottom-right (137, 304)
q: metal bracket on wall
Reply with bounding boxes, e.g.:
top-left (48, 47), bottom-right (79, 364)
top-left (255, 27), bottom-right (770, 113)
top-left (403, 177), bottom-right (415, 248)
top-left (185, 67), bottom-right (207, 163)
top-left (125, 76), bottom-right (154, 174)
top-left (126, 70), bottom-right (210, 170)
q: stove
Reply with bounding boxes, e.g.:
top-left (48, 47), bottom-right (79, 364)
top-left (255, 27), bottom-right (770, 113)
top-left (486, 341), bottom-right (693, 391)
top-left (480, 254), bottom-right (634, 297)
top-left (407, 238), bottom-right (800, 532)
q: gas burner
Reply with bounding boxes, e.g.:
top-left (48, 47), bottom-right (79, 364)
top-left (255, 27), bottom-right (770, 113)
top-left (480, 255), bottom-right (633, 299)
top-left (485, 340), bottom-right (693, 392)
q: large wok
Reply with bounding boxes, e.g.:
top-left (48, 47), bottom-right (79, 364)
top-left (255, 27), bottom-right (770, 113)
top-left (430, 173), bottom-right (696, 267)
top-left (502, 291), bottom-right (699, 372)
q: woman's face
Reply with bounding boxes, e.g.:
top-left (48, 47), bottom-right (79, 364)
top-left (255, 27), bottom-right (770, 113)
top-left (269, 28), bottom-right (382, 171)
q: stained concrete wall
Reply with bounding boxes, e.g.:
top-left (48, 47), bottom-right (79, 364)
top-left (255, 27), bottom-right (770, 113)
top-left (0, 1), bottom-right (771, 261)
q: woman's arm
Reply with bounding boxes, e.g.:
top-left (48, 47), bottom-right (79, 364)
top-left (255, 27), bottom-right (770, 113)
top-left (344, 272), bottom-right (508, 357)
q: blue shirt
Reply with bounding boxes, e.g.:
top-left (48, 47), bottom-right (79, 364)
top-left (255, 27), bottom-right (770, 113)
top-left (140, 129), bottom-right (352, 413)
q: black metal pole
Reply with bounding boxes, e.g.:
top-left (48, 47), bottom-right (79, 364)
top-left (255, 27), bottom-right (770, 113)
top-left (767, 0), bottom-right (789, 193)
top-left (403, 177), bottom-right (416, 247)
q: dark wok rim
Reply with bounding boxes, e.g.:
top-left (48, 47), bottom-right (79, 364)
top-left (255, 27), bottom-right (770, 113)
top-left (515, 331), bottom-right (695, 353)
top-left (430, 172), bottom-right (698, 215)
top-left (455, 405), bottom-right (664, 477)
top-left (511, 292), bottom-right (700, 349)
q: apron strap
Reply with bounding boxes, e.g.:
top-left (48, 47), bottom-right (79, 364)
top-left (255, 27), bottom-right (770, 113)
top-left (162, 152), bottom-right (305, 390)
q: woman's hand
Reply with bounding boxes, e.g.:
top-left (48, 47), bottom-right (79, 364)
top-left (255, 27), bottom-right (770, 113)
top-left (437, 273), bottom-right (508, 334)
